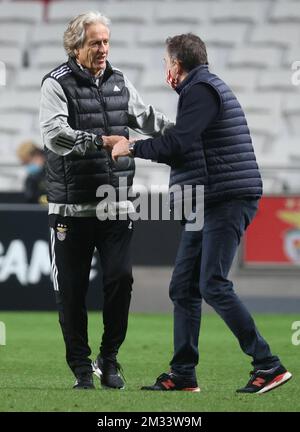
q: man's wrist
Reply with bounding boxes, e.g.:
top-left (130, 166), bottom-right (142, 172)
top-left (94, 135), bottom-right (103, 149)
top-left (128, 140), bottom-right (136, 157)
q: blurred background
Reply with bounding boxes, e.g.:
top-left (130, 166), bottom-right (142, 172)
top-left (0, 0), bottom-right (300, 313)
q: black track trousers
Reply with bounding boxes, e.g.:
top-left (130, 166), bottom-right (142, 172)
top-left (49, 215), bottom-right (133, 375)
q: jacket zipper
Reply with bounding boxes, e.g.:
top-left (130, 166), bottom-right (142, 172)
top-left (97, 87), bottom-right (112, 184)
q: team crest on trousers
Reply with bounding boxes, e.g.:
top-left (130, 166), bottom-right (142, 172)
top-left (57, 224), bottom-right (68, 241)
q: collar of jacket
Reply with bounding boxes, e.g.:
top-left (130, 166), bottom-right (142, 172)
top-left (67, 56), bottom-right (114, 86)
top-left (175, 64), bottom-right (209, 95)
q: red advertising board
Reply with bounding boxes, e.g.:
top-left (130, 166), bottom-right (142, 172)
top-left (243, 196), bottom-right (300, 267)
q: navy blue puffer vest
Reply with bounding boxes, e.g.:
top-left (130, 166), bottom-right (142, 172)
top-left (170, 65), bottom-right (262, 204)
top-left (43, 58), bottom-right (135, 204)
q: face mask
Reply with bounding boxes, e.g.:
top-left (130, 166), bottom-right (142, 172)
top-left (166, 69), bottom-right (177, 90)
top-left (26, 163), bottom-right (42, 175)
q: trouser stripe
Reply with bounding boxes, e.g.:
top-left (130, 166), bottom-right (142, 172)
top-left (50, 228), bottom-right (59, 292)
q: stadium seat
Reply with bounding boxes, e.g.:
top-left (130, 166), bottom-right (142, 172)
top-left (282, 95), bottom-right (300, 137)
top-left (140, 67), bottom-right (168, 91)
top-left (0, 1), bottom-right (44, 24)
top-left (257, 71), bottom-right (295, 92)
top-left (256, 139), bottom-right (290, 169)
top-left (282, 93), bottom-right (300, 117)
top-left (0, 133), bottom-right (12, 149)
top-left (138, 25), bottom-right (196, 47)
top-left (0, 46), bottom-right (23, 69)
top-left (285, 138), bottom-right (300, 160)
top-left (228, 48), bottom-right (281, 68)
top-left (139, 89), bottom-right (178, 121)
top-left (210, 47), bottom-right (237, 70)
top-left (48, 1), bottom-right (101, 23)
top-left (155, 3), bottom-right (207, 23)
top-left (246, 112), bottom-right (282, 139)
top-left (194, 24), bottom-right (248, 47)
top-left (109, 24), bottom-right (139, 47)
top-left (238, 93), bottom-right (282, 117)
top-left (250, 25), bottom-right (300, 49)
top-left (108, 47), bottom-right (153, 70)
top-left (284, 46), bottom-right (300, 68)
top-left (0, 24), bottom-right (30, 48)
top-left (107, 1), bottom-right (156, 23)
top-left (270, 1), bottom-right (300, 23)
top-left (0, 91), bottom-right (40, 114)
top-left (0, 113), bottom-right (33, 134)
top-left (29, 46), bottom-right (67, 69)
top-left (15, 68), bottom-right (49, 91)
top-left (249, 134), bottom-right (267, 155)
top-left (217, 69), bottom-right (258, 92)
top-left (113, 67), bottom-right (140, 87)
top-left (31, 23), bottom-right (65, 47)
top-left (211, 1), bottom-right (266, 23)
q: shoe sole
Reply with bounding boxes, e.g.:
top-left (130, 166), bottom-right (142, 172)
top-left (254, 372), bottom-right (292, 394)
top-left (102, 384), bottom-right (125, 390)
top-left (257, 371), bottom-right (292, 394)
top-left (141, 387), bottom-right (200, 392)
top-left (73, 386), bottom-right (95, 390)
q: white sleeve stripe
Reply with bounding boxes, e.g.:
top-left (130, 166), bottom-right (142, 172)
top-left (56, 136), bottom-right (74, 147)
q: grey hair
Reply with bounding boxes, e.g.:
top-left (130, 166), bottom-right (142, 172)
top-left (63, 11), bottom-right (110, 57)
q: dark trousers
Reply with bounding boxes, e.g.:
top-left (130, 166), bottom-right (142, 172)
top-left (49, 215), bottom-right (133, 376)
top-left (169, 199), bottom-right (280, 377)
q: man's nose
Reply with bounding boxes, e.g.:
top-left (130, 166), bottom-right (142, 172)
top-left (98, 42), bottom-right (107, 52)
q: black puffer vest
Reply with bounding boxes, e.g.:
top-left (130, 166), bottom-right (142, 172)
top-left (170, 65), bottom-right (262, 204)
top-left (43, 58), bottom-right (135, 204)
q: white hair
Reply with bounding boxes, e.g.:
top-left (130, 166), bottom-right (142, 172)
top-left (63, 11), bottom-right (110, 57)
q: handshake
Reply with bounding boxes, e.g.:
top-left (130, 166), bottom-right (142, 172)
top-left (102, 135), bottom-right (135, 162)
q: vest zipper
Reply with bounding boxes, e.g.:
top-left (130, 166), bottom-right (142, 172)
top-left (98, 88), bottom-right (112, 184)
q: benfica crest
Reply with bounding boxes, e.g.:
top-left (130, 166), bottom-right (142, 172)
top-left (57, 224), bottom-right (68, 241)
top-left (277, 209), bottom-right (300, 264)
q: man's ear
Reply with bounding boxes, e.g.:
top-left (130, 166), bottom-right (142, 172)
top-left (176, 60), bottom-right (184, 75)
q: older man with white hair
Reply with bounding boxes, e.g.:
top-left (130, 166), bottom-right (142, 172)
top-left (40, 11), bottom-right (171, 390)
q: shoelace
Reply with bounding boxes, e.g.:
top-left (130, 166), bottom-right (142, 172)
top-left (248, 367), bottom-right (274, 380)
top-left (156, 373), bottom-right (173, 383)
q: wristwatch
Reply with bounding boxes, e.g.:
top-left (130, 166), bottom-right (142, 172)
top-left (94, 135), bottom-right (103, 150)
top-left (128, 141), bottom-right (136, 157)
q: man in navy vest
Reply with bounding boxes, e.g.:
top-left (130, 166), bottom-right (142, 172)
top-left (40, 12), bottom-right (171, 390)
top-left (106, 33), bottom-right (292, 394)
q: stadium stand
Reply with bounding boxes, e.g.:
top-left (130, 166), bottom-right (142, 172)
top-left (0, 0), bottom-right (299, 193)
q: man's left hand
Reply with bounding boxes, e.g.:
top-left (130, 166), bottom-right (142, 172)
top-left (102, 135), bottom-right (124, 150)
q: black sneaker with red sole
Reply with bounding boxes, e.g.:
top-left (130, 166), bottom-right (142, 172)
top-left (141, 372), bottom-right (200, 392)
top-left (236, 364), bottom-right (292, 394)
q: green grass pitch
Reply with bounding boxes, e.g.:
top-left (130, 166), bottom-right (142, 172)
top-left (0, 312), bottom-right (298, 412)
